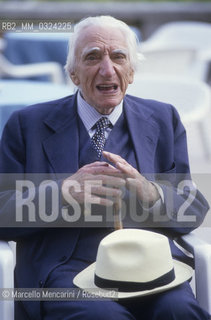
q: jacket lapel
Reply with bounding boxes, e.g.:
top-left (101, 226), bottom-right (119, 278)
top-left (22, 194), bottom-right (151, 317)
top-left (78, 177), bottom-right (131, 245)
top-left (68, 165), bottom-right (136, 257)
top-left (124, 95), bottom-right (160, 174)
top-left (41, 93), bottom-right (159, 174)
top-left (42, 93), bottom-right (79, 174)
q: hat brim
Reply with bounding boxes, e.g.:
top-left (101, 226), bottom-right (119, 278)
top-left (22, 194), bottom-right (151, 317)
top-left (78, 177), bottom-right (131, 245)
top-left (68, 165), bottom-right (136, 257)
top-left (73, 260), bottom-right (193, 299)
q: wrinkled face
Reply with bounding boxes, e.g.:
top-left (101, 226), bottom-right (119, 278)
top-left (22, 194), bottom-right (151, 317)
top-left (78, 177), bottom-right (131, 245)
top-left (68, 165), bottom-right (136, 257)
top-left (70, 25), bottom-right (134, 114)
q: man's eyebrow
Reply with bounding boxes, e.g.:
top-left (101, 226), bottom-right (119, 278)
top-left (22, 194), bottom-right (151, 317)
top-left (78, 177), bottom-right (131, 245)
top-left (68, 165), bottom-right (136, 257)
top-left (82, 47), bottom-right (101, 58)
top-left (81, 47), bottom-right (128, 58)
top-left (111, 49), bottom-right (128, 56)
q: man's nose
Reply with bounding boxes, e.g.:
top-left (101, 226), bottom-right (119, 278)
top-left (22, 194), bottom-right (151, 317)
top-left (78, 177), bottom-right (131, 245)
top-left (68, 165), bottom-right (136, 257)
top-left (99, 56), bottom-right (115, 78)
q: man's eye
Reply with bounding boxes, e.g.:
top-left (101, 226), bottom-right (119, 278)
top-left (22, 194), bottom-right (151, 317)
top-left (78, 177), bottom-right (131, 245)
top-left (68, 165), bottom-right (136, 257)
top-left (113, 54), bottom-right (126, 61)
top-left (86, 54), bottom-right (99, 61)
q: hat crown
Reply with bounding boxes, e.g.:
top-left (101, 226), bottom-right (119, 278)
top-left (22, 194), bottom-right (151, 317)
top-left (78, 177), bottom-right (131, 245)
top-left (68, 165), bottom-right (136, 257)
top-left (95, 229), bottom-right (173, 283)
top-left (73, 228), bottom-right (193, 298)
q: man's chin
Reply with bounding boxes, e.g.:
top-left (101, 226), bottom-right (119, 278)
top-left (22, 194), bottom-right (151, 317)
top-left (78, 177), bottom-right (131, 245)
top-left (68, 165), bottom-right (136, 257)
top-left (97, 96), bottom-right (122, 108)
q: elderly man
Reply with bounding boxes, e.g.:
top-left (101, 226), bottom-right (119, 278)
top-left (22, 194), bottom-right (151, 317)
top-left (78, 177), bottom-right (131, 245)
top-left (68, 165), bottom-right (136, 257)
top-left (0, 16), bottom-right (210, 320)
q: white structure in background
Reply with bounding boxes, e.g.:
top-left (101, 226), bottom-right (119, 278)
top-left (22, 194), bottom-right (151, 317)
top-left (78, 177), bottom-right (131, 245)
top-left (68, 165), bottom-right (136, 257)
top-left (127, 74), bottom-right (211, 158)
top-left (140, 21), bottom-right (211, 82)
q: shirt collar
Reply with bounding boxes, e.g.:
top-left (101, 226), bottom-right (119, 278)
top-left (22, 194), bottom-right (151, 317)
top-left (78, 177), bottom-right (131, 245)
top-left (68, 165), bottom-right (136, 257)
top-left (77, 90), bottom-right (123, 131)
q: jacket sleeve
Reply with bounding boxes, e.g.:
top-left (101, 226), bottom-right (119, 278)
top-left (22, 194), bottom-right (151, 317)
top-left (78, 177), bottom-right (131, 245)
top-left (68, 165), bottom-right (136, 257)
top-left (142, 106), bottom-right (209, 237)
top-left (0, 111), bottom-right (62, 240)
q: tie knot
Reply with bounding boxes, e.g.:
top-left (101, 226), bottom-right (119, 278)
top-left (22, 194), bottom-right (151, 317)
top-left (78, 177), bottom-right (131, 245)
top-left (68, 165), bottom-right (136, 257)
top-left (95, 117), bottom-right (111, 131)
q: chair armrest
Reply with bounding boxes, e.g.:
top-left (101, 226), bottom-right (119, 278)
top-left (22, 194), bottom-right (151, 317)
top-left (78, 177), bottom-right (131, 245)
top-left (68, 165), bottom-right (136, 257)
top-left (0, 241), bottom-right (14, 320)
top-left (176, 233), bottom-right (211, 315)
top-left (10, 62), bottom-right (65, 84)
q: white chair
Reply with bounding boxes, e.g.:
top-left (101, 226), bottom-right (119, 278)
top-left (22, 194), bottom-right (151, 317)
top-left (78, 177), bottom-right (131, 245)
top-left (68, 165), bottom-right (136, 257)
top-left (176, 232), bottom-right (211, 315)
top-left (127, 74), bottom-right (211, 158)
top-left (138, 48), bottom-right (200, 78)
top-left (140, 21), bottom-right (211, 81)
top-left (0, 233), bottom-right (210, 319)
top-left (0, 53), bottom-right (65, 84)
top-left (0, 37), bottom-right (64, 84)
top-left (0, 241), bottom-right (14, 320)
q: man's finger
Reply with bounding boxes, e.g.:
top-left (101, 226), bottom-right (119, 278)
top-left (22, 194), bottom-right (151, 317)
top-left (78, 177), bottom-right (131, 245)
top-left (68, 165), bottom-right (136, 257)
top-left (103, 151), bottom-right (128, 165)
top-left (83, 161), bottom-right (110, 168)
top-left (115, 161), bottom-right (136, 178)
top-left (90, 185), bottom-right (123, 198)
top-left (96, 174), bottom-right (126, 187)
top-left (103, 151), bottom-right (140, 178)
top-left (85, 165), bottom-right (124, 177)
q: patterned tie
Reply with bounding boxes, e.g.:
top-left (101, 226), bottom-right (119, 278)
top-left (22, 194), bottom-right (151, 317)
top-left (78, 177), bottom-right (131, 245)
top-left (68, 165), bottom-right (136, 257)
top-left (91, 117), bottom-right (111, 158)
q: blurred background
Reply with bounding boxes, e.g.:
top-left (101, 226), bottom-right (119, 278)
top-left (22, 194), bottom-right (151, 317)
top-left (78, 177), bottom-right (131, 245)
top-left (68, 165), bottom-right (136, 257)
top-left (0, 0), bottom-right (211, 241)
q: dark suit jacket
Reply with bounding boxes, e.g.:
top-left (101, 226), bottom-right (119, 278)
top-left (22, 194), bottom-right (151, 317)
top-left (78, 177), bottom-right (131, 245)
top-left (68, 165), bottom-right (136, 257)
top-left (0, 92), bottom-right (209, 319)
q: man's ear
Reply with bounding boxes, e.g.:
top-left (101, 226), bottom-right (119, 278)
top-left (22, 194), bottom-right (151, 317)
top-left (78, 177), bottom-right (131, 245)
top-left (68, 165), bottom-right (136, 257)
top-left (128, 69), bottom-right (134, 84)
top-left (70, 71), bottom-right (80, 86)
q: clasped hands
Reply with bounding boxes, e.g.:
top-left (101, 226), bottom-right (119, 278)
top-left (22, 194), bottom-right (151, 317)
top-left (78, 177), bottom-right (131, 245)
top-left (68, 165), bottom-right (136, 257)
top-left (62, 151), bottom-right (160, 210)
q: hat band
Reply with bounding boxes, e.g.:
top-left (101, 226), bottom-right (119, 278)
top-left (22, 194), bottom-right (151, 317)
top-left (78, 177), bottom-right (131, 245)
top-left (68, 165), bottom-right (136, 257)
top-left (95, 268), bottom-right (175, 292)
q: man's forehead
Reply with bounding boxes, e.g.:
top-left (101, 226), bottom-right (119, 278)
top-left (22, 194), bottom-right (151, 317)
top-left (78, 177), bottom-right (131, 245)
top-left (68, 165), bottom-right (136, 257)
top-left (76, 25), bottom-right (128, 52)
top-left (81, 24), bottom-right (124, 39)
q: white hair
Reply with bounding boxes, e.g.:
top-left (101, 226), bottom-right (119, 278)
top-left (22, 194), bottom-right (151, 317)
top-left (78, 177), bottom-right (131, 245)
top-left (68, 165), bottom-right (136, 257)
top-left (64, 15), bottom-right (140, 75)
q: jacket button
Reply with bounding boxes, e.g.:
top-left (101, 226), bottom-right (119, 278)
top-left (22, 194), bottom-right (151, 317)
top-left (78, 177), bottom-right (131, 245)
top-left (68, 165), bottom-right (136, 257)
top-left (59, 256), bottom-right (67, 262)
top-left (39, 280), bottom-right (43, 287)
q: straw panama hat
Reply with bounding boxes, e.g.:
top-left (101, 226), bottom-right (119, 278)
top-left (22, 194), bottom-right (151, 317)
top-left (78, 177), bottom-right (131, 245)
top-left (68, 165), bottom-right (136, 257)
top-left (73, 229), bottom-right (193, 299)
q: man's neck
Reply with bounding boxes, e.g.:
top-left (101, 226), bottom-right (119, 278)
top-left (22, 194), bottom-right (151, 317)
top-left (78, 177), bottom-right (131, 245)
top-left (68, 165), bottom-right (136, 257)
top-left (77, 90), bottom-right (123, 132)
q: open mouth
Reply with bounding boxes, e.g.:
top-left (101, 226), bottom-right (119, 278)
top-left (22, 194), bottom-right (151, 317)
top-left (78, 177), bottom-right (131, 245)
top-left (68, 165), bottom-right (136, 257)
top-left (96, 84), bottom-right (118, 92)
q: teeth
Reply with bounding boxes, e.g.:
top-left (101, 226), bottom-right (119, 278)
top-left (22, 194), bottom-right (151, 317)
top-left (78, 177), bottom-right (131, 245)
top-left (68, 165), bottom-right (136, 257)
top-left (97, 84), bottom-right (118, 90)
